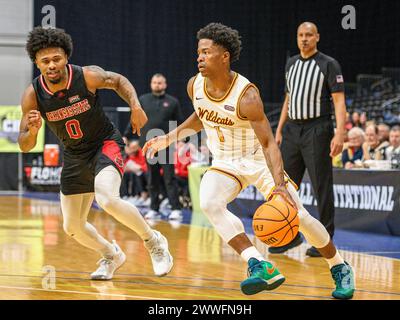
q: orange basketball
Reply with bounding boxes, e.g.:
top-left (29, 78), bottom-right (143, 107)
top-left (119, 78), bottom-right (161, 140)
top-left (252, 196), bottom-right (299, 247)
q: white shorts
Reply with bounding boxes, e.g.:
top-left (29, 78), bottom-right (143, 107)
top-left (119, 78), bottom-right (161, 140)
top-left (209, 149), bottom-right (297, 199)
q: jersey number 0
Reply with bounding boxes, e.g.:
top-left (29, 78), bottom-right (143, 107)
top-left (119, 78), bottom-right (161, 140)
top-left (65, 119), bottom-right (83, 139)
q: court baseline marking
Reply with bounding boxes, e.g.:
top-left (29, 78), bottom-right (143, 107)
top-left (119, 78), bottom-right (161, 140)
top-left (48, 269), bottom-right (400, 297)
top-left (0, 285), bottom-right (171, 300)
top-left (0, 273), bottom-right (395, 300)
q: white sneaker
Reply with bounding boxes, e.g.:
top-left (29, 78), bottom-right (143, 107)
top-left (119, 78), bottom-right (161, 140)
top-left (144, 230), bottom-right (173, 276)
top-left (128, 196), bottom-right (140, 205)
top-left (135, 197), bottom-right (150, 207)
top-left (133, 197), bottom-right (145, 206)
top-left (141, 197), bottom-right (151, 207)
top-left (159, 198), bottom-right (170, 210)
top-left (144, 210), bottom-right (161, 220)
top-left (90, 241), bottom-right (126, 280)
top-left (169, 209), bottom-right (182, 220)
top-left (168, 220), bottom-right (182, 229)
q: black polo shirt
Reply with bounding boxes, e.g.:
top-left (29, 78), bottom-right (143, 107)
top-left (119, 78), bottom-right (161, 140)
top-left (124, 92), bottom-right (183, 147)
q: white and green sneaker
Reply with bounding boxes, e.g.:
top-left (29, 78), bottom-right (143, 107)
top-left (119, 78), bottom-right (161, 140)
top-left (240, 258), bottom-right (285, 295)
top-left (331, 261), bottom-right (355, 299)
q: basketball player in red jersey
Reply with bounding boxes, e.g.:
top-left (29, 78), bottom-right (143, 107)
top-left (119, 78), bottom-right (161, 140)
top-left (18, 27), bottom-right (173, 280)
top-left (144, 23), bottom-right (355, 299)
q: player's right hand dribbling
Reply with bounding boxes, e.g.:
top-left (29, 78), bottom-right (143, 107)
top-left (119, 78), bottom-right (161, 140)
top-left (269, 185), bottom-right (298, 211)
top-left (27, 110), bottom-right (42, 135)
top-left (143, 135), bottom-right (170, 159)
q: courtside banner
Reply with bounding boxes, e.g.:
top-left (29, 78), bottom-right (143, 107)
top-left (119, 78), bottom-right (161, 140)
top-left (228, 169), bottom-right (400, 236)
top-left (0, 106), bottom-right (45, 152)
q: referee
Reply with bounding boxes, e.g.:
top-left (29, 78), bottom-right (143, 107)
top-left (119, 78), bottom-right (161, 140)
top-left (270, 22), bottom-right (347, 257)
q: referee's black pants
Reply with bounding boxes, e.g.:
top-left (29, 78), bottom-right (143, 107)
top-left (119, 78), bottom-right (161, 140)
top-left (280, 116), bottom-right (335, 238)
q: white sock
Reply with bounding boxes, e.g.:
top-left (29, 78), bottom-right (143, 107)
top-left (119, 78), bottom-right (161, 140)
top-left (103, 246), bottom-right (117, 260)
top-left (240, 246), bottom-right (265, 262)
top-left (326, 251), bottom-right (345, 269)
top-left (144, 230), bottom-right (157, 243)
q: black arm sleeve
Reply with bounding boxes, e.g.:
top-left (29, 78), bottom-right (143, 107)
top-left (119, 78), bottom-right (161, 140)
top-left (327, 59), bottom-right (345, 93)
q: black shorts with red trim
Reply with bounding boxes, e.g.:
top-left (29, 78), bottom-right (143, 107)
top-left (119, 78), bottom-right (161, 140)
top-left (60, 129), bottom-right (126, 195)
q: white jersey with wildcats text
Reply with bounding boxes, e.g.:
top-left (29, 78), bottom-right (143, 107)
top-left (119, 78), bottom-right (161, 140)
top-left (192, 72), bottom-right (260, 160)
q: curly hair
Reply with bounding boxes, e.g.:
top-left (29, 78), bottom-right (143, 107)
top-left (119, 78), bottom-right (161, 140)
top-left (197, 23), bottom-right (242, 63)
top-left (26, 27), bottom-right (73, 62)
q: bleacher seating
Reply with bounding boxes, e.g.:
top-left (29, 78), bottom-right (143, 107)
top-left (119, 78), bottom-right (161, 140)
top-left (265, 67), bottom-right (400, 130)
top-left (346, 67), bottom-right (400, 125)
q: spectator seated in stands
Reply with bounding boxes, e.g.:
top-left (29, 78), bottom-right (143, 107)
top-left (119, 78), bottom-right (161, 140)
top-left (193, 138), bottom-right (212, 166)
top-left (378, 123), bottom-right (390, 144)
top-left (123, 140), bottom-right (149, 206)
top-left (173, 140), bottom-right (211, 208)
top-left (175, 140), bottom-right (190, 188)
top-left (197, 145), bottom-right (212, 165)
top-left (360, 112), bottom-right (368, 130)
top-left (386, 126), bottom-right (400, 168)
top-left (174, 140), bottom-right (196, 208)
top-left (345, 112), bottom-right (353, 131)
top-left (342, 127), bottom-right (364, 169)
top-left (362, 124), bottom-right (390, 162)
top-left (351, 110), bottom-right (362, 128)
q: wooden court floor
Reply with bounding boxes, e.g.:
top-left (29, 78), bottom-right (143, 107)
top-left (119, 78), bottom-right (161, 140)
top-left (0, 195), bottom-right (399, 300)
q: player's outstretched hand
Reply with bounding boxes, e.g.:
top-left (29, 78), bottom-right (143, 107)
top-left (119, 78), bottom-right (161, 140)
top-left (27, 110), bottom-right (42, 135)
top-left (143, 135), bottom-right (170, 159)
top-left (130, 107), bottom-right (148, 136)
top-left (269, 185), bottom-right (298, 211)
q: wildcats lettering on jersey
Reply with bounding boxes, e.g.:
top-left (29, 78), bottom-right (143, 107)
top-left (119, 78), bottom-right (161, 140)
top-left (193, 72), bottom-right (260, 159)
top-left (46, 99), bottom-right (91, 122)
top-left (197, 107), bottom-right (235, 126)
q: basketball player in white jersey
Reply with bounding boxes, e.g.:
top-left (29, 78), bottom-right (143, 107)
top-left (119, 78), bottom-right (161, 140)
top-left (143, 23), bottom-right (355, 299)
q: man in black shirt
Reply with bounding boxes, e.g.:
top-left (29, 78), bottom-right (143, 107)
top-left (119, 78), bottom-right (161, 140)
top-left (19, 27), bottom-right (173, 280)
top-left (272, 22), bottom-right (347, 257)
top-left (124, 74), bottom-right (183, 220)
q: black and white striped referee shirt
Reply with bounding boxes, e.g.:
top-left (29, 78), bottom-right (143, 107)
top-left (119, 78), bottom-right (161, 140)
top-left (285, 51), bottom-right (344, 120)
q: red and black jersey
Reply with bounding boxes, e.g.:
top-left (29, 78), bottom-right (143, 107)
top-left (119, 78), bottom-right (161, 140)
top-left (32, 64), bottom-right (114, 156)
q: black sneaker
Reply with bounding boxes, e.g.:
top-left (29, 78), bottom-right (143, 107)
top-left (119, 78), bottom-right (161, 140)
top-left (305, 246), bottom-right (322, 257)
top-left (268, 233), bottom-right (303, 254)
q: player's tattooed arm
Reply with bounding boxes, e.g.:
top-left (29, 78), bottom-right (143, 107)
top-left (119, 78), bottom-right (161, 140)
top-left (83, 65), bottom-right (140, 107)
top-left (239, 85), bottom-right (297, 208)
top-left (83, 65), bottom-right (147, 135)
top-left (18, 85), bottom-right (41, 152)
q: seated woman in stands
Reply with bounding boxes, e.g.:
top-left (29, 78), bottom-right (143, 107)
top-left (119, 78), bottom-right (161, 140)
top-left (342, 127), bottom-right (364, 169)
